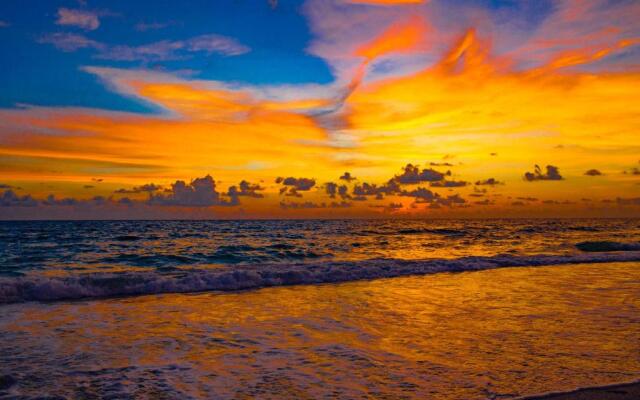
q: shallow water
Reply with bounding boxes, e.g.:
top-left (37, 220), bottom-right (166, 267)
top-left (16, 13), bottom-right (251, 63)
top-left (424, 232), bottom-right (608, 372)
top-left (1, 262), bottom-right (639, 399)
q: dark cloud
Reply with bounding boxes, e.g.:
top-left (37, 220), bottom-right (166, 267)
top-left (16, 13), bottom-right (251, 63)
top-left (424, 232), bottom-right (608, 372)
top-left (118, 197), bottom-right (134, 206)
top-left (584, 169), bottom-right (602, 176)
top-left (542, 200), bottom-right (574, 205)
top-left (339, 172), bottom-right (356, 182)
top-left (325, 182), bottom-right (351, 200)
top-left (0, 190), bottom-right (37, 207)
top-left (369, 202), bottom-right (403, 212)
top-left (276, 177), bottom-right (316, 197)
top-left (114, 183), bottom-right (162, 194)
top-left (511, 201), bottom-right (526, 206)
top-left (399, 187), bottom-right (437, 203)
top-left (523, 165), bottom-right (563, 181)
top-left (83, 185), bottom-right (94, 189)
top-left (228, 180), bottom-right (265, 199)
top-left (91, 178), bottom-right (103, 182)
top-left (149, 175), bottom-right (237, 207)
top-left (429, 162), bottom-right (454, 167)
top-left (475, 178), bottom-right (503, 186)
top-left (42, 195), bottom-right (78, 206)
top-left (516, 197), bottom-right (538, 202)
top-left (277, 177), bottom-right (315, 190)
top-left (392, 164), bottom-right (451, 184)
top-left (430, 180), bottom-right (468, 188)
top-left (0, 184), bottom-right (13, 189)
top-left (352, 180), bottom-right (400, 200)
top-left (436, 194), bottom-right (466, 207)
top-left (279, 201), bottom-right (351, 210)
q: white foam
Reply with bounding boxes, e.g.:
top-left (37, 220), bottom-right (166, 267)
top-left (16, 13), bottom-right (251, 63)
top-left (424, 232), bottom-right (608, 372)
top-left (2, 252), bottom-right (640, 304)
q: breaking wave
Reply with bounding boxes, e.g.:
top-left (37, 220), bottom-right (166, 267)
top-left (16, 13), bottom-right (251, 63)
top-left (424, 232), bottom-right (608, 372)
top-left (575, 241), bottom-right (640, 252)
top-left (2, 252), bottom-right (640, 304)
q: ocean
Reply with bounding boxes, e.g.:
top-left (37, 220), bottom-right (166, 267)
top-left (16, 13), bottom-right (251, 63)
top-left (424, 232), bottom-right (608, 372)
top-left (1, 219), bottom-right (639, 398)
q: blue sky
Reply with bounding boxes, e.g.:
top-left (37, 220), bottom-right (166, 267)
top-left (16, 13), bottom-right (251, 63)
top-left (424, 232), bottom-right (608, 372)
top-left (0, 0), bottom-right (565, 113)
top-left (0, 0), bottom-right (335, 112)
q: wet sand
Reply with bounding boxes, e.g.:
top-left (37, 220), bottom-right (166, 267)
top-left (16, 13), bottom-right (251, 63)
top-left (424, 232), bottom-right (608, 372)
top-left (522, 381), bottom-right (640, 399)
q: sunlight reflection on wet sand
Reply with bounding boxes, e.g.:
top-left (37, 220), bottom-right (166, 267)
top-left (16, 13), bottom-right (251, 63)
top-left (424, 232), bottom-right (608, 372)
top-left (1, 262), bottom-right (639, 399)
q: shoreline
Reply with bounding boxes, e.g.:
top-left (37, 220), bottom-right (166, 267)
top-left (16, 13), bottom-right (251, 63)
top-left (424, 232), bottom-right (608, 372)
top-left (2, 252), bottom-right (640, 304)
top-left (518, 380), bottom-right (640, 400)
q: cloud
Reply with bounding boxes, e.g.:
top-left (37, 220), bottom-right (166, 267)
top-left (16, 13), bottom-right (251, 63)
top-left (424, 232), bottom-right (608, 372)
top-left (339, 171), bottom-right (356, 181)
top-left (523, 165), bottom-right (563, 181)
top-left (392, 163), bottom-right (450, 184)
top-left (227, 180), bottom-right (265, 199)
top-left (114, 183), bottom-right (162, 194)
top-left (0, 184), bottom-right (13, 189)
top-left (41, 33), bottom-right (249, 61)
top-left (276, 177), bottom-right (316, 197)
top-left (325, 182), bottom-right (351, 200)
top-left (429, 180), bottom-right (467, 188)
top-left (399, 187), bottom-right (436, 202)
top-left (56, 8), bottom-right (100, 31)
top-left (352, 180), bottom-right (400, 199)
top-left (101, 34), bottom-right (249, 61)
top-left (186, 34), bottom-right (250, 56)
top-left (475, 178), bottom-right (503, 186)
top-left (584, 169), bottom-right (602, 176)
top-left (148, 175), bottom-right (237, 207)
top-left (280, 200), bottom-right (351, 209)
top-left (435, 194), bottom-right (466, 207)
top-left (0, 190), bottom-right (37, 207)
top-left (38, 33), bottom-right (104, 52)
top-left (42, 194), bottom-right (78, 206)
top-left (0, 21), bottom-right (10, 28)
top-left (134, 22), bottom-right (172, 32)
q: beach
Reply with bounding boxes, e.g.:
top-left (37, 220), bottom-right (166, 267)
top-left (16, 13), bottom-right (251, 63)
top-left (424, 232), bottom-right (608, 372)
top-left (1, 261), bottom-right (639, 399)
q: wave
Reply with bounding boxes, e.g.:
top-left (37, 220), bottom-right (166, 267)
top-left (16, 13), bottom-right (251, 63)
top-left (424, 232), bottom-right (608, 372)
top-left (2, 252), bottom-right (640, 304)
top-left (576, 241), bottom-right (640, 252)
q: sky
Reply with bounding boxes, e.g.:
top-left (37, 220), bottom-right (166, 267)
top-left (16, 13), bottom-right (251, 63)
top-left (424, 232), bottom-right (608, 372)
top-left (0, 0), bottom-right (639, 219)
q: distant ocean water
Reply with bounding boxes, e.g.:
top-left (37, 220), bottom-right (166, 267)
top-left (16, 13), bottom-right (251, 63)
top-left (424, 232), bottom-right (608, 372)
top-left (1, 218), bottom-right (639, 303)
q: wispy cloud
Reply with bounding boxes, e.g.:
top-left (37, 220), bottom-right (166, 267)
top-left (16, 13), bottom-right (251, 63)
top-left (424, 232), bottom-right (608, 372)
top-left (38, 32), bottom-right (104, 52)
top-left (40, 33), bottom-right (250, 61)
top-left (134, 21), bottom-right (172, 32)
top-left (56, 8), bottom-right (100, 31)
top-left (0, 21), bottom-right (10, 28)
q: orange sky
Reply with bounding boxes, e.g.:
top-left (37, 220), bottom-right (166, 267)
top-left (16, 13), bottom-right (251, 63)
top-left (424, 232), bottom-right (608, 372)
top-left (0, 0), bottom-right (639, 219)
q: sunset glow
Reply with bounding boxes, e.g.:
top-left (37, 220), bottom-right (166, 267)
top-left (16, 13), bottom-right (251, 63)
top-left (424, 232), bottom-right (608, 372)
top-left (1, 0), bottom-right (639, 219)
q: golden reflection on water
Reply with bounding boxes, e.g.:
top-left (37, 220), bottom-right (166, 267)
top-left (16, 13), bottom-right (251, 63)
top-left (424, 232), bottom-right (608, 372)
top-left (1, 262), bottom-right (639, 399)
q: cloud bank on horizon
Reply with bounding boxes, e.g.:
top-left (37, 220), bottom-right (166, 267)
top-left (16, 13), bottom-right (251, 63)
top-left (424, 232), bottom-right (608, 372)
top-left (0, 0), bottom-right (639, 219)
